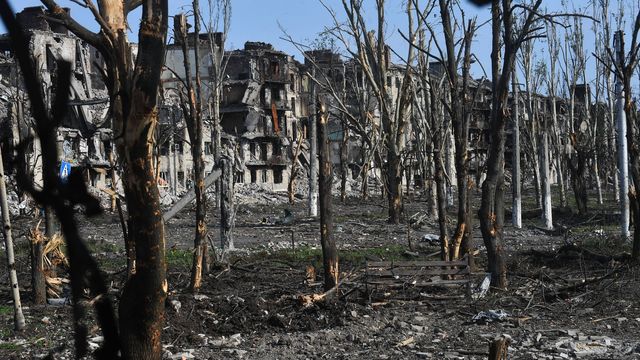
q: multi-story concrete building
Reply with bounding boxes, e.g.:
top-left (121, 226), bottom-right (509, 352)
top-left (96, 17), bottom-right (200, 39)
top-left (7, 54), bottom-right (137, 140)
top-left (0, 7), bottom-right (112, 190)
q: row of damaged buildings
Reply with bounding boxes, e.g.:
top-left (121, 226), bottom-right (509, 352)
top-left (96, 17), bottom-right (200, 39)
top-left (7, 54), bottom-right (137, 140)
top-left (1, 6), bottom-right (587, 202)
top-left (0, 7), bottom-right (310, 197)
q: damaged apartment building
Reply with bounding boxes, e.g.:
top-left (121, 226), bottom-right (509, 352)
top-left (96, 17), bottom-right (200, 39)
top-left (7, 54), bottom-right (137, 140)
top-left (0, 7), bottom-right (112, 190)
top-left (162, 38), bottom-right (309, 193)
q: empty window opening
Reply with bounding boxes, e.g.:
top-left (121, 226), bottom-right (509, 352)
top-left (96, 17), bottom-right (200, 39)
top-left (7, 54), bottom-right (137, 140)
top-left (260, 143), bottom-right (268, 160)
top-left (274, 168), bottom-right (283, 184)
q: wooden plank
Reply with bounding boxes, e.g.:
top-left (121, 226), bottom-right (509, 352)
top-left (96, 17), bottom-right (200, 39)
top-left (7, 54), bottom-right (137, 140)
top-left (368, 268), bottom-right (470, 277)
top-left (163, 168), bottom-right (221, 221)
top-left (367, 260), bottom-right (468, 268)
top-left (366, 279), bottom-right (470, 287)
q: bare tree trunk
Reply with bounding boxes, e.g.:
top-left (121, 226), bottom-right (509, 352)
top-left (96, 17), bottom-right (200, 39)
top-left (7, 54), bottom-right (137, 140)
top-left (489, 336), bottom-right (511, 360)
top-left (557, 147), bottom-right (567, 207)
top-left (318, 100), bottom-right (338, 290)
top-left (479, 0), bottom-right (542, 290)
top-left (109, 152), bottom-right (117, 211)
top-left (611, 28), bottom-right (640, 257)
top-left (175, 8), bottom-right (207, 292)
top-left (30, 221), bottom-right (46, 305)
top-left (568, 149), bottom-right (588, 216)
top-left (435, 150), bottom-right (450, 261)
top-left (437, 1), bottom-right (475, 259)
top-left (288, 132), bottom-right (304, 204)
top-left (608, 73), bottom-right (620, 203)
top-left (118, 134), bottom-right (167, 359)
top-left (386, 143), bottom-right (403, 224)
top-left (220, 155), bottom-right (235, 250)
top-left (544, 43), bottom-right (559, 225)
top-left (340, 123), bottom-right (349, 202)
top-left (308, 68), bottom-right (319, 217)
top-left (511, 72), bottom-right (522, 229)
top-left (444, 130), bottom-right (455, 208)
top-left (0, 145), bottom-right (26, 331)
top-left (614, 31), bottom-right (631, 238)
top-left (541, 130), bottom-right (553, 229)
top-left (618, 39), bottom-right (640, 261)
top-left (332, 0), bottom-right (414, 223)
top-left (426, 146), bottom-right (437, 216)
top-left (593, 145), bottom-right (604, 205)
top-left (480, 0), bottom-right (508, 290)
top-left (106, 3), bottom-right (169, 358)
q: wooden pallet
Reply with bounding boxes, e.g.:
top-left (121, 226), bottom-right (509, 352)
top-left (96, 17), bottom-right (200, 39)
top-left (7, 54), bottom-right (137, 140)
top-left (365, 256), bottom-right (472, 299)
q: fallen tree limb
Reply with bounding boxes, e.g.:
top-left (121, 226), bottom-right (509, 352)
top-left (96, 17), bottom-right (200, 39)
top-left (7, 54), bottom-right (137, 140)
top-left (297, 271), bottom-right (362, 306)
top-left (557, 244), bottom-right (631, 263)
top-left (544, 266), bottom-right (627, 301)
top-left (522, 244), bottom-right (631, 264)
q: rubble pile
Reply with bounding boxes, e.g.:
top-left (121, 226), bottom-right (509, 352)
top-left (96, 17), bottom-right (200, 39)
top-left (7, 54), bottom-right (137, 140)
top-left (234, 183), bottom-right (290, 205)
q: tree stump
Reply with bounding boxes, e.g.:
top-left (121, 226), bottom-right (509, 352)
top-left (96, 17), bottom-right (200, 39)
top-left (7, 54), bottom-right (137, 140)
top-left (489, 335), bottom-right (511, 360)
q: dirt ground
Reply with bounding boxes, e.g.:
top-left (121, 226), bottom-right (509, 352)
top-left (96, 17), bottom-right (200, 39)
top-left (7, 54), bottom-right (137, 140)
top-left (1, 185), bottom-right (639, 359)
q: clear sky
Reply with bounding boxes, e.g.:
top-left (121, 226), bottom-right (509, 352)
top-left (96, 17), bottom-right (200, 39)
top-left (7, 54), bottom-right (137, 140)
top-left (1, 0), bottom-right (625, 96)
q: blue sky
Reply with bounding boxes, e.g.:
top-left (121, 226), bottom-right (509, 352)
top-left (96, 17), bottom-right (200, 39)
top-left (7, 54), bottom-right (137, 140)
top-left (1, 1), bottom-right (621, 96)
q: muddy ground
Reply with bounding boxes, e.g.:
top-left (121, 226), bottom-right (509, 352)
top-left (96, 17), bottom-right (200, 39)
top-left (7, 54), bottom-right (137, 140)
top-left (1, 185), bottom-right (639, 359)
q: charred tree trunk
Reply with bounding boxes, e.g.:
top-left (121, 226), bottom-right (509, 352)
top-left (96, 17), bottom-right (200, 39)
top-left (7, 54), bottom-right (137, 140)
top-left (568, 147), bottom-right (588, 216)
top-left (438, 0), bottom-right (475, 259)
top-left (220, 155), bottom-right (235, 250)
top-left (0, 145), bottom-right (26, 331)
top-left (480, 1), bottom-right (507, 290)
top-left (386, 144), bottom-right (403, 224)
top-left (30, 222), bottom-right (46, 305)
top-left (619, 46), bottom-right (640, 259)
top-left (489, 335), bottom-right (511, 360)
top-left (318, 100), bottom-right (339, 290)
top-left (361, 162), bottom-right (369, 199)
top-left (190, 1), bottom-right (208, 286)
top-left (118, 134), bottom-right (167, 359)
top-left (175, 10), bottom-right (207, 292)
top-left (479, 122), bottom-right (508, 289)
top-left (479, 0), bottom-right (540, 290)
top-left (45, 206), bottom-right (56, 237)
top-left (112, 2), bottom-right (169, 358)
top-left (480, 0), bottom-right (543, 290)
top-left (435, 150), bottom-right (450, 261)
top-left (427, 74), bottom-right (450, 261)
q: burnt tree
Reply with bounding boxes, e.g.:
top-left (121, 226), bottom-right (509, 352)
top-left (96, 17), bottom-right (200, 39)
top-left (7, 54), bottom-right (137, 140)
top-left (0, 4), bottom-right (121, 357)
top-left (433, 0), bottom-right (477, 260)
top-left (40, 0), bottom-right (170, 357)
top-left (174, 9), bottom-right (208, 292)
top-left (479, 0), bottom-right (543, 289)
top-left (607, 16), bottom-right (640, 260)
top-left (318, 98), bottom-right (339, 290)
top-left (333, 0), bottom-right (416, 224)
